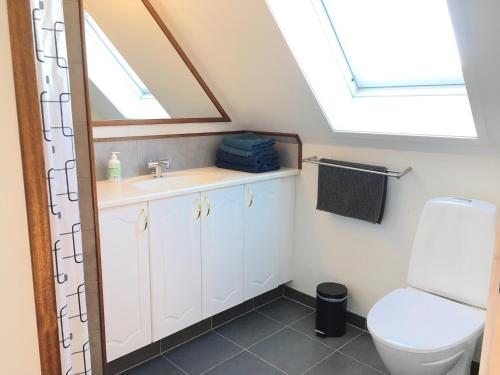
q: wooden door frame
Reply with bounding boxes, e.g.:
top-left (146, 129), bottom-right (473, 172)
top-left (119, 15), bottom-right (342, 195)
top-left (480, 221), bottom-right (500, 374)
top-left (7, 1), bottom-right (62, 374)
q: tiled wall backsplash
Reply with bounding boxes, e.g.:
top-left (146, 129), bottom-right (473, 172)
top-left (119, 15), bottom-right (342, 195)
top-left (93, 134), bottom-right (299, 180)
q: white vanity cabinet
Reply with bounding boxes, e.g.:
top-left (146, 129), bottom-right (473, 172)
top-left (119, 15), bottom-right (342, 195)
top-left (98, 170), bottom-right (297, 361)
top-left (201, 186), bottom-right (245, 317)
top-left (244, 180), bottom-right (280, 300)
top-left (147, 186), bottom-right (246, 337)
top-left (243, 177), bottom-right (296, 299)
top-left (148, 193), bottom-right (202, 341)
top-left (99, 202), bottom-right (151, 362)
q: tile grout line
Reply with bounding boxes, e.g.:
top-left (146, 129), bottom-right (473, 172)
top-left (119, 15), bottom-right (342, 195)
top-left (212, 330), bottom-right (288, 374)
top-left (299, 350), bottom-right (339, 375)
top-left (161, 354), bottom-right (189, 375)
top-left (337, 351), bottom-right (389, 375)
top-left (251, 303), bottom-right (374, 374)
top-left (283, 294), bottom-right (369, 333)
top-left (253, 308), bottom-right (336, 349)
top-left (198, 347), bottom-right (246, 375)
top-left (211, 293), bottom-right (284, 331)
top-left (287, 319), bottom-right (366, 351)
top-left (159, 293), bottom-right (287, 373)
top-left (161, 328), bottom-right (213, 356)
top-left (211, 297), bottom-right (379, 375)
top-left (254, 300), bottom-right (363, 336)
top-left (254, 307), bottom-right (315, 328)
top-left (161, 295), bottom-right (283, 356)
top-left (329, 331), bottom-right (389, 375)
top-left (282, 294), bottom-right (316, 310)
top-left (297, 330), bottom-right (367, 375)
top-left (244, 325), bottom-right (289, 350)
top-left (244, 350), bottom-right (289, 375)
top-left (335, 331), bottom-right (366, 352)
top-left (347, 321), bottom-right (368, 332)
top-left (289, 318), bottom-right (387, 375)
top-left (160, 291), bottom-right (286, 356)
top-left (114, 352), bottom-right (166, 375)
top-left (285, 324), bottom-right (340, 350)
top-left (157, 292), bottom-right (284, 373)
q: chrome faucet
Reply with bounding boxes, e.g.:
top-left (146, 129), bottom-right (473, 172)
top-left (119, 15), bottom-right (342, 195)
top-left (147, 159), bottom-right (171, 178)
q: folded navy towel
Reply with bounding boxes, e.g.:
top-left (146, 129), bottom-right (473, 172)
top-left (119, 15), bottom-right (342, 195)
top-left (316, 159), bottom-right (387, 224)
top-left (216, 159), bottom-right (280, 173)
top-left (216, 149), bottom-right (279, 166)
top-left (219, 143), bottom-right (276, 158)
top-left (222, 133), bottom-right (275, 151)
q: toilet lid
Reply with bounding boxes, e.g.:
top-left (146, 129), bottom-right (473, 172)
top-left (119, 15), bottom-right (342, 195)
top-left (367, 288), bottom-right (485, 353)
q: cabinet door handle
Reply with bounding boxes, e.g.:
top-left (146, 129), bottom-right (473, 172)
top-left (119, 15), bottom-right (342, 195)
top-left (248, 189), bottom-right (254, 207)
top-left (140, 208), bottom-right (148, 232)
top-left (195, 199), bottom-right (201, 220)
top-left (204, 197), bottom-right (211, 217)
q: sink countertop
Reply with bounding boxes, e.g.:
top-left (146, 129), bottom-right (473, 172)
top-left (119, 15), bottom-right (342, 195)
top-left (97, 166), bottom-right (300, 209)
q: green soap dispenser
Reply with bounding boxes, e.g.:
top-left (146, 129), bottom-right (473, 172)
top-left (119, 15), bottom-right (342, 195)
top-left (108, 152), bottom-right (122, 182)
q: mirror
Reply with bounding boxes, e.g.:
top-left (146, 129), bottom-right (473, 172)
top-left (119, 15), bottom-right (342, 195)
top-left (82, 0), bottom-right (229, 125)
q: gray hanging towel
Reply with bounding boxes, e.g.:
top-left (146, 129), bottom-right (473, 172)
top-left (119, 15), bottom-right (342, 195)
top-left (316, 159), bottom-right (388, 224)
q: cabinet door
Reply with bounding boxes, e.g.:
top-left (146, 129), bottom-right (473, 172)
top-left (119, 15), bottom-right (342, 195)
top-left (277, 176), bottom-right (296, 285)
top-left (244, 180), bottom-right (280, 300)
top-left (99, 203), bottom-right (151, 361)
top-left (201, 186), bottom-right (245, 317)
top-left (148, 193), bottom-right (202, 341)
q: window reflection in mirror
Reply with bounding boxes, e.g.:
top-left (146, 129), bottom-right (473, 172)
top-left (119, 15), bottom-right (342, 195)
top-left (82, 0), bottom-right (226, 123)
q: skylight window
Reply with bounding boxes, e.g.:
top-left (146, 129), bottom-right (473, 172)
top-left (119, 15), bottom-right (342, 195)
top-left (84, 12), bottom-right (169, 119)
top-left (266, 0), bottom-right (479, 139)
top-left (321, 0), bottom-right (465, 93)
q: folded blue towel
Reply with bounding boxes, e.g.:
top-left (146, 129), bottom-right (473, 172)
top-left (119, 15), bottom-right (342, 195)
top-left (216, 149), bottom-right (279, 167)
top-left (216, 159), bottom-right (280, 173)
top-left (219, 143), bottom-right (276, 158)
top-left (222, 133), bottom-right (275, 151)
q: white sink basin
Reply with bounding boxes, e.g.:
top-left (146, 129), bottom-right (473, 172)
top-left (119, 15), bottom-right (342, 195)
top-left (131, 171), bottom-right (225, 191)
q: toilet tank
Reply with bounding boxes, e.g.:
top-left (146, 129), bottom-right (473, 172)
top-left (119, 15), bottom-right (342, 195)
top-left (407, 197), bottom-right (497, 309)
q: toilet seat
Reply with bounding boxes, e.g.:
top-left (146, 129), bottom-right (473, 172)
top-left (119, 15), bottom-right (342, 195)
top-left (367, 288), bottom-right (485, 354)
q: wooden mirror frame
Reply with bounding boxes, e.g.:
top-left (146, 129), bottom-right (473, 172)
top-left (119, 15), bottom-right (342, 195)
top-left (80, 0), bottom-right (231, 127)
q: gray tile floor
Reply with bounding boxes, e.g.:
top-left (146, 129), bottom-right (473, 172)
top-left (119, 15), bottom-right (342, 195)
top-left (121, 297), bottom-right (388, 375)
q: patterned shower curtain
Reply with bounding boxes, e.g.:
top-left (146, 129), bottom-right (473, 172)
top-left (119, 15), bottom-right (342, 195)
top-left (31, 0), bottom-right (92, 374)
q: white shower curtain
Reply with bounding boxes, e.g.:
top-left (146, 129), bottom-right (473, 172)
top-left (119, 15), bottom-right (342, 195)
top-left (31, 0), bottom-right (92, 373)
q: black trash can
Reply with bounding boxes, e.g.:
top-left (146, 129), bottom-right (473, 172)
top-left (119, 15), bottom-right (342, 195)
top-left (315, 282), bottom-right (348, 337)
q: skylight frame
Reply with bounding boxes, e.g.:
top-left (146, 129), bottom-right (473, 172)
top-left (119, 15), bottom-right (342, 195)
top-left (316, 0), bottom-right (468, 98)
top-left (265, 0), bottom-right (483, 142)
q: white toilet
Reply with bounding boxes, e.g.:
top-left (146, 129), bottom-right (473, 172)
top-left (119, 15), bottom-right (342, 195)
top-left (367, 197), bottom-right (497, 375)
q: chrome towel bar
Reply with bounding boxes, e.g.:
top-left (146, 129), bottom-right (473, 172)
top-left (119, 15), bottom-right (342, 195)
top-left (302, 156), bottom-right (412, 179)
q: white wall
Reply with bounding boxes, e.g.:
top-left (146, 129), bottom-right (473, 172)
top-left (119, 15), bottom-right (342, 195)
top-left (295, 143), bottom-right (500, 316)
top-left (0, 0), bottom-right (41, 373)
